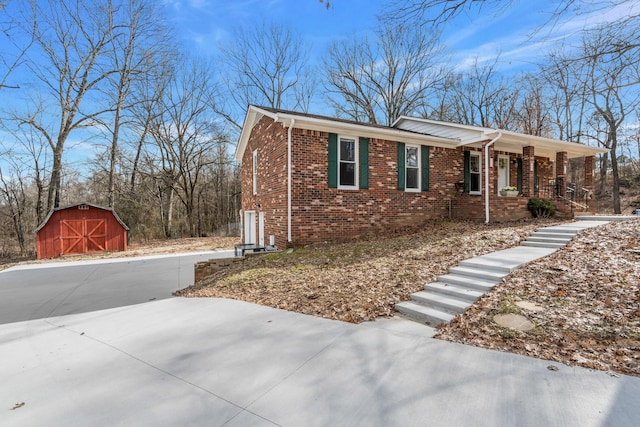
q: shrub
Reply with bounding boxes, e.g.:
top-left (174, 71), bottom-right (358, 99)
top-left (527, 197), bottom-right (556, 218)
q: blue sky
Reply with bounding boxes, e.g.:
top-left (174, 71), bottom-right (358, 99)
top-left (160, 0), bottom-right (640, 74)
top-left (2, 0), bottom-right (638, 175)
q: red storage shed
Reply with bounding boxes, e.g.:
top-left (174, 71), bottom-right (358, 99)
top-left (35, 202), bottom-right (129, 259)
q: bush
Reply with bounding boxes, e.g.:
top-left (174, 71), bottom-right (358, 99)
top-left (527, 197), bottom-right (556, 218)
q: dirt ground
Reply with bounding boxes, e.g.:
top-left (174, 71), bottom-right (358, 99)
top-left (437, 219), bottom-right (640, 377)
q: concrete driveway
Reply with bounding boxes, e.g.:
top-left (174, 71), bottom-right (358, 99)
top-left (1, 298), bottom-right (639, 426)
top-left (0, 251), bottom-right (233, 324)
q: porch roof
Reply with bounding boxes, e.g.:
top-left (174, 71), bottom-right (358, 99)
top-left (392, 117), bottom-right (608, 159)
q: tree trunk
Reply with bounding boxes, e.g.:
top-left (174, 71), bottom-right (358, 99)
top-left (159, 185), bottom-right (174, 238)
top-left (609, 136), bottom-right (621, 214)
top-left (598, 153), bottom-right (608, 196)
top-left (47, 144), bottom-right (64, 210)
top-left (108, 103), bottom-right (122, 207)
top-left (130, 126), bottom-right (148, 193)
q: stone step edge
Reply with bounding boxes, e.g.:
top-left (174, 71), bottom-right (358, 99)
top-left (410, 290), bottom-right (470, 314)
top-left (395, 301), bottom-right (455, 326)
top-left (437, 273), bottom-right (499, 291)
top-left (448, 265), bottom-right (507, 281)
top-left (425, 282), bottom-right (484, 302)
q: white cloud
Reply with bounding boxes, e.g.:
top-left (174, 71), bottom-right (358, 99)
top-left (448, 0), bottom-right (640, 73)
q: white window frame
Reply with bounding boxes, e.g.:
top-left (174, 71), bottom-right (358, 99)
top-left (252, 149), bottom-right (258, 195)
top-left (405, 144), bottom-right (421, 192)
top-left (469, 152), bottom-right (482, 195)
top-left (338, 135), bottom-right (358, 190)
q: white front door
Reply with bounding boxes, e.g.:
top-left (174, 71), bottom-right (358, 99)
top-left (244, 211), bottom-right (256, 244)
top-left (497, 155), bottom-right (510, 194)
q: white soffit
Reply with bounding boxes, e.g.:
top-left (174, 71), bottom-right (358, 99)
top-left (395, 116), bottom-right (608, 158)
top-left (395, 118), bottom-right (485, 143)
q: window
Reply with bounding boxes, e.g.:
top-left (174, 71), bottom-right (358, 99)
top-left (252, 149), bottom-right (258, 195)
top-left (328, 134), bottom-right (368, 190)
top-left (338, 136), bottom-right (358, 189)
top-left (397, 143), bottom-right (429, 192)
top-left (469, 152), bottom-right (481, 194)
top-left (405, 145), bottom-right (420, 191)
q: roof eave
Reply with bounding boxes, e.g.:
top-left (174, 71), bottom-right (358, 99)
top-left (235, 107), bottom-right (461, 163)
top-left (484, 129), bottom-right (609, 158)
top-left (234, 106), bottom-right (279, 162)
top-left (273, 112), bottom-right (458, 145)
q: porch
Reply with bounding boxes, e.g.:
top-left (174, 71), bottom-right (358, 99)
top-left (451, 146), bottom-right (597, 222)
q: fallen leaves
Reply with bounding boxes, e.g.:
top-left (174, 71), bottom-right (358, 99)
top-left (177, 219), bottom-right (557, 324)
top-left (438, 218), bottom-right (640, 377)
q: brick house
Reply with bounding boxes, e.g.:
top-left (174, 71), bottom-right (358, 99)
top-left (235, 105), bottom-right (606, 249)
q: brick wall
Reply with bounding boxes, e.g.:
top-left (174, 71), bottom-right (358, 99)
top-left (194, 257), bottom-right (244, 283)
top-left (241, 116), bottom-right (566, 246)
top-left (194, 251), bottom-right (272, 284)
top-left (289, 130), bottom-right (461, 245)
top-left (241, 117), bottom-right (289, 248)
top-left (451, 149), bottom-right (535, 222)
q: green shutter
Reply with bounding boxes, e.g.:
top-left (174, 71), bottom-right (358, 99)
top-left (421, 145), bottom-right (430, 192)
top-left (517, 158), bottom-right (523, 193)
top-left (328, 133), bottom-right (338, 188)
top-left (397, 142), bottom-right (405, 190)
top-left (463, 150), bottom-right (471, 193)
top-left (359, 137), bottom-right (369, 190)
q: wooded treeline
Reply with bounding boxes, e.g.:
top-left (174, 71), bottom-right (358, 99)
top-left (1, 0), bottom-right (639, 257)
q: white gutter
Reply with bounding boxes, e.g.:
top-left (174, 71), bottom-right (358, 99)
top-left (484, 132), bottom-right (502, 224)
top-left (287, 118), bottom-right (295, 243)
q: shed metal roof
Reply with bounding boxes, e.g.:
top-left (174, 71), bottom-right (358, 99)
top-left (34, 202), bottom-right (130, 233)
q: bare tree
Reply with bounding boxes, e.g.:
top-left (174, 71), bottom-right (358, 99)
top-left (324, 19), bottom-right (445, 126)
top-left (542, 49), bottom-right (591, 143)
top-left (387, 0), bottom-right (638, 31)
top-left (579, 24), bottom-right (640, 213)
top-left (102, 0), bottom-right (172, 207)
top-left (0, 1), bottom-right (34, 91)
top-left (386, 0), bottom-right (515, 27)
top-left (126, 55), bottom-right (174, 195)
top-left (10, 118), bottom-right (49, 223)
top-left (148, 59), bottom-right (227, 237)
top-left (432, 56), bottom-right (514, 128)
top-left (514, 74), bottom-right (553, 137)
top-left (0, 167), bottom-right (28, 255)
top-left (218, 22), bottom-right (314, 130)
top-left (17, 0), bottom-right (122, 211)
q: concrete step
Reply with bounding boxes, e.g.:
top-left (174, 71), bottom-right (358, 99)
top-left (410, 291), bottom-right (470, 314)
top-left (529, 231), bottom-right (575, 239)
top-left (426, 282), bottom-right (484, 302)
top-left (539, 227), bottom-right (580, 234)
top-left (521, 241), bottom-right (566, 249)
top-left (525, 236), bottom-right (572, 244)
top-left (457, 259), bottom-right (513, 274)
top-left (575, 215), bottom-right (636, 221)
top-left (449, 265), bottom-right (507, 282)
top-left (437, 273), bottom-right (498, 291)
top-left (395, 301), bottom-right (455, 326)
